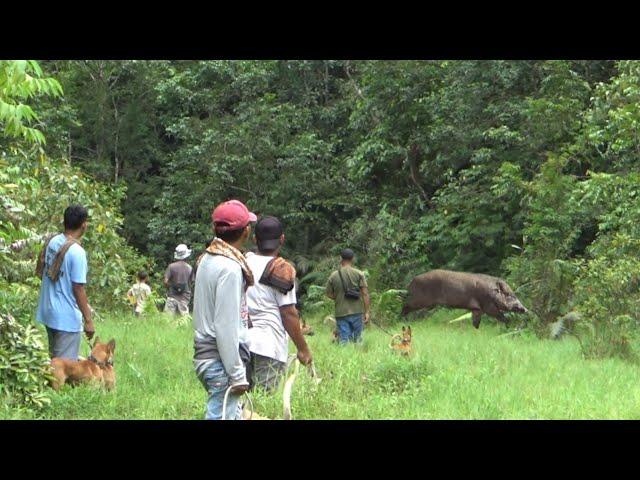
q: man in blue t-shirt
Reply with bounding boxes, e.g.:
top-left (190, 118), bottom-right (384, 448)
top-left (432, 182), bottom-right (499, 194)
top-left (36, 205), bottom-right (95, 360)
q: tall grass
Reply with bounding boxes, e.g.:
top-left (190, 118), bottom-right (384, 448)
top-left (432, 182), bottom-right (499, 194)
top-left (4, 310), bottom-right (640, 419)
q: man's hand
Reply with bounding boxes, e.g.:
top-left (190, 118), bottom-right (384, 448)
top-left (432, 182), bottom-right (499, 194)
top-left (297, 347), bottom-right (313, 366)
top-left (73, 283), bottom-right (93, 339)
top-left (84, 320), bottom-right (95, 340)
top-left (364, 312), bottom-right (370, 325)
top-left (230, 383), bottom-right (249, 394)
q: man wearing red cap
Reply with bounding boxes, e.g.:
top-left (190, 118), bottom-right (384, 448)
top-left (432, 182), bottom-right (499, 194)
top-left (192, 200), bottom-right (257, 420)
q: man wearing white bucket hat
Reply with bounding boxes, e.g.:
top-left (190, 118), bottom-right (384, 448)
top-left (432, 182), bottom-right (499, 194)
top-left (163, 243), bottom-right (193, 316)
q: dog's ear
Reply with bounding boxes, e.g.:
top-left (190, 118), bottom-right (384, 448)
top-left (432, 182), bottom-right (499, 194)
top-left (402, 326), bottom-right (406, 333)
top-left (407, 326), bottom-right (412, 335)
top-left (107, 339), bottom-right (116, 352)
top-left (93, 336), bottom-right (101, 346)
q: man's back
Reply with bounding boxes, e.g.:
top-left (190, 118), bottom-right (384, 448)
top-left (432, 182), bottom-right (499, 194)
top-left (192, 254), bottom-right (247, 342)
top-left (327, 265), bottom-right (367, 318)
top-left (129, 282), bottom-right (151, 312)
top-left (245, 253), bottom-right (297, 363)
top-left (166, 260), bottom-right (193, 301)
top-left (36, 233), bottom-right (88, 332)
top-left (192, 253), bottom-right (249, 385)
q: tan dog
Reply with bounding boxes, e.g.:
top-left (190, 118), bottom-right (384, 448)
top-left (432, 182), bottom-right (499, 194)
top-left (323, 315), bottom-right (338, 343)
top-left (50, 337), bottom-right (116, 391)
top-left (300, 318), bottom-right (314, 336)
top-left (389, 326), bottom-right (412, 356)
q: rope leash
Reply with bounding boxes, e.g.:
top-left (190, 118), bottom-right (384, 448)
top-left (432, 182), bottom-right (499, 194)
top-left (283, 358), bottom-right (301, 420)
top-left (369, 319), bottom-right (396, 337)
top-left (221, 386), bottom-right (254, 420)
top-left (222, 356), bottom-right (320, 420)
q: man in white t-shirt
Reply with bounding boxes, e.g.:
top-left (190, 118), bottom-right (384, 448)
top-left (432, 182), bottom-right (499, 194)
top-left (246, 216), bottom-right (313, 392)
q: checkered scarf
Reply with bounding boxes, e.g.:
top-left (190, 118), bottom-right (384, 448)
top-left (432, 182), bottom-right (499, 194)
top-left (197, 238), bottom-right (254, 289)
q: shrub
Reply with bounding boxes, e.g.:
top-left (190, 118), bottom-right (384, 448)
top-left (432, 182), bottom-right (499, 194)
top-left (0, 314), bottom-right (52, 409)
top-left (302, 284), bottom-right (333, 319)
top-left (572, 234), bottom-right (640, 361)
top-left (370, 289), bottom-right (406, 327)
top-left (505, 155), bottom-right (586, 335)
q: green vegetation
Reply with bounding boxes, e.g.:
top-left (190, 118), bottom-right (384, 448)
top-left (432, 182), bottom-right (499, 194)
top-left (4, 59), bottom-right (640, 417)
top-left (4, 310), bottom-right (640, 420)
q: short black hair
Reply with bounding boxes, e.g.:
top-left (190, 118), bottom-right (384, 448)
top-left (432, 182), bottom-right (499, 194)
top-left (137, 270), bottom-right (148, 281)
top-left (64, 205), bottom-right (88, 230)
top-left (216, 227), bottom-right (246, 243)
top-left (341, 248), bottom-right (355, 260)
top-left (258, 246), bottom-right (278, 256)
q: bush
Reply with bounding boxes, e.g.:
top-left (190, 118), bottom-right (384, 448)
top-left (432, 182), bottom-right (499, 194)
top-left (370, 289), bottom-right (406, 327)
top-left (302, 284), bottom-right (333, 319)
top-left (505, 155), bottom-right (585, 335)
top-left (0, 314), bottom-right (52, 409)
top-left (572, 234), bottom-right (640, 361)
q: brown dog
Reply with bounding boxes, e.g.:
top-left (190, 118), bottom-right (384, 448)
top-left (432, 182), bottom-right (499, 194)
top-left (300, 318), bottom-right (314, 336)
top-left (390, 326), bottom-right (412, 356)
top-left (50, 337), bottom-right (116, 391)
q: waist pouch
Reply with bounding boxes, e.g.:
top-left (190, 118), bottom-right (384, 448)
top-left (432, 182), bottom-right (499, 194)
top-left (170, 283), bottom-right (188, 296)
top-left (259, 258), bottom-right (295, 294)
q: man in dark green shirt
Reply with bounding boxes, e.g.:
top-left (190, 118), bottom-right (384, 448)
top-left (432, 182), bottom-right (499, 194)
top-left (325, 248), bottom-right (370, 344)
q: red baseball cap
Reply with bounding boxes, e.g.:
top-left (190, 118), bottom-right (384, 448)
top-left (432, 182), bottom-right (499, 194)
top-left (212, 200), bottom-right (257, 233)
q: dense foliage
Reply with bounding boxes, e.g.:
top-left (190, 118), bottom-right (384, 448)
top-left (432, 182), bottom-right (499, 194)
top-left (0, 60), bottom-right (149, 408)
top-left (4, 58), bottom-right (640, 410)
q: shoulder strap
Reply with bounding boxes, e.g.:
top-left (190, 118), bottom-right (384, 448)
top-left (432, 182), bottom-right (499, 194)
top-left (36, 233), bottom-right (58, 279)
top-left (35, 234), bottom-right (57, 278)
top-left (337, 268), bottom-right (350, 292)
top-left (47, 237), bottom-right (79, 282)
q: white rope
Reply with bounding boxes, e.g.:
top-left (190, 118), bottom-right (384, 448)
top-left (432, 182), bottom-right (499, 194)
top-left (221, 386), bottom-right (233, 420)
top-left (221, 385), bottom-right (253, 420)
top-left (283, 359), bottom-right (300, 420)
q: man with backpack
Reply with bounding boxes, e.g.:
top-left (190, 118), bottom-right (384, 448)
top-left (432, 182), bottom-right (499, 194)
top-left (245, 216), bottom-right (313, 392)
top-left (36, 204), bottom-right (95, 360)
top-left (164, 244), bottom-right (193, 316)
top-left (325, 248), bottom-right (370, 344)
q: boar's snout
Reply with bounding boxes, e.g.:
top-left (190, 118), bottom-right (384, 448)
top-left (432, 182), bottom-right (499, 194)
top-left (510, 301), bottom-right (528, 314)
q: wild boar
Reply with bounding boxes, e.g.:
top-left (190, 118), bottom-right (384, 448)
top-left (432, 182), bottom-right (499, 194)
top-left (401, 269), bottom-right (527, 329)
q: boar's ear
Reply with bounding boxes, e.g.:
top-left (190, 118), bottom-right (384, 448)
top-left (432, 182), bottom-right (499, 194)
top-left (497, 280), bottom-right (510, 295)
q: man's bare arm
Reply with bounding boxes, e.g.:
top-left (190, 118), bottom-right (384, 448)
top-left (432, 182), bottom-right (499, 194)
top-left (325, 279), bottom-right (336, 300)
top-left (72, 283), bottom-right (95, 339)
top-left (280, 305), bottom-right (312, 365)
top-left (361, 286), bottom-right (371, 324)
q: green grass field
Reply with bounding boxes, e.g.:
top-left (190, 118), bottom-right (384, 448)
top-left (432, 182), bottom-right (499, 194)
top-left (4, 309), bottom-right (640, 419)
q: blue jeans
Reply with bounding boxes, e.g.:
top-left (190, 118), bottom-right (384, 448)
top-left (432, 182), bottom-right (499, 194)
top-left (197, 359), bottom-right (243, 420)
top-left (336, 313), bottom-right (364, 344)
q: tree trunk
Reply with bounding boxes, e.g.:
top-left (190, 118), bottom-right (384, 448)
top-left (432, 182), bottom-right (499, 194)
top-left (304, 224), bottom-right (310, 254)
top-left (407, 143), bottom-right (429, 204)
top-left (112, 96), bottom-right (119, 184)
